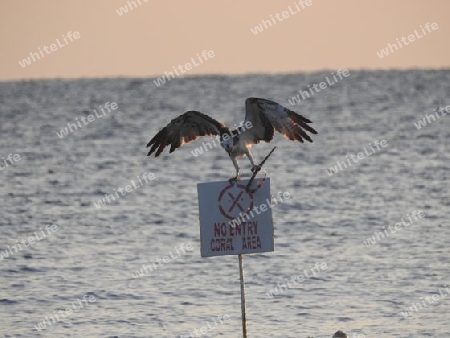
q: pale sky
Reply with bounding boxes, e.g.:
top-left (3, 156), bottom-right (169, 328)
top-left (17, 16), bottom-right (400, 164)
top-left (1, 0), bottom-right (449, 81)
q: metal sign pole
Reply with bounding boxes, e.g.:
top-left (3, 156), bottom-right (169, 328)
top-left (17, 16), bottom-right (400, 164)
top-left (239, 147), bottom-right (275, 337)
top-left (238, 253), bottom-right (248, 338)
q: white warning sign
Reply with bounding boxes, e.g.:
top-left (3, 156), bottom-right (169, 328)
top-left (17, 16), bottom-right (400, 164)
top-left (197, 178), bottom-right (274, 257)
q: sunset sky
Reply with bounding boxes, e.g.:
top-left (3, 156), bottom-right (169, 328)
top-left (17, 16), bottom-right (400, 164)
top-left (1, 0), bottom-right (449, 81)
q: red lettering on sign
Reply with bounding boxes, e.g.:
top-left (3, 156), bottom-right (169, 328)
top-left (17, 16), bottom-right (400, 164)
top-left (229, 222), bottom-right (258, 236)
top-left (213, 222), bottom-right (227, 237)
top-left (242, 236), bottom-right (261, 250)
top-left (210, 238), bottom-right (235, 252)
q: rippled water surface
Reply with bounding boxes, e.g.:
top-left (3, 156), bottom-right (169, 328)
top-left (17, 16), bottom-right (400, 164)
top-left (0, 70), bottom-right (449, 337)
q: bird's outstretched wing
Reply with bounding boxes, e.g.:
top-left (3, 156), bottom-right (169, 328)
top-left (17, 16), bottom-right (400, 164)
top-left (146, 111), bottom-right (227, 156)
top-left (243, 97), bottom-right (318, 144)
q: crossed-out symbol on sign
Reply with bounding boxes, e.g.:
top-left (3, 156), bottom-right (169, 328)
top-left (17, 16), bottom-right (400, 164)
top-left (218, 183), bottom-right (254, 220)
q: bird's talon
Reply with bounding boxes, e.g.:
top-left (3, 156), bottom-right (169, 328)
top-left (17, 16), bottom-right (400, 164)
top-left (229, 176), bottom-right (241, 183)
top-left (251, 165), bottom-right (261, 173)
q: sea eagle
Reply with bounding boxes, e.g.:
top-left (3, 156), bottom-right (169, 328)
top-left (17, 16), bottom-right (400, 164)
top-left (146, 97), bottom-right (318, 181)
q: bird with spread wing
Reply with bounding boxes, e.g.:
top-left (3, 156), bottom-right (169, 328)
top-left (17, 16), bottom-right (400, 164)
top-left (146, 97), bottom-right (318, 181)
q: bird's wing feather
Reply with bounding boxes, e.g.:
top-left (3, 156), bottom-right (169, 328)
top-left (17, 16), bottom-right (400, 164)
top-left (243, 97), bottom-right (317, 144)
top-left (146, 111), bottom-right (227, 157)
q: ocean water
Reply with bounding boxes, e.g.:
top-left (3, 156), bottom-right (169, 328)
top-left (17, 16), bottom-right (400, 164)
top-left (0, 69), bottom-right (449, 338)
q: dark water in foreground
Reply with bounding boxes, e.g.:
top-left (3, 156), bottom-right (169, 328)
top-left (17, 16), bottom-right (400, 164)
top-left (0, 69), bottom-right (449, 337)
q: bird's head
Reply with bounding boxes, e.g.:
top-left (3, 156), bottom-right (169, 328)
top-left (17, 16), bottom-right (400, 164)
top-left (220, 133), bottom-right (234, 153)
